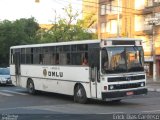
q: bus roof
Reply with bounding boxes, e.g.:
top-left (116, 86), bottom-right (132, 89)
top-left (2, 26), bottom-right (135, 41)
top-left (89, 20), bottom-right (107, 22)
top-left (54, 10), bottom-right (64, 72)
top-left (10, 38), bottom-right (142, 49)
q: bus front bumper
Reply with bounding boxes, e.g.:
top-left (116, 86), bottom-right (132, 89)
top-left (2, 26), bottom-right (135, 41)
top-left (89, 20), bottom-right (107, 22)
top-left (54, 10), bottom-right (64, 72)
top-left (102, 88), bottom-right (148, 101)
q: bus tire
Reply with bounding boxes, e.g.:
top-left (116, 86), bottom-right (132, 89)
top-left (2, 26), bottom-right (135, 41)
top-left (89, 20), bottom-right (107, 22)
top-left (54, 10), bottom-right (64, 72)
top-left (74, 84), bottom-right (87, 104)
top-left (27, 79), bottom-right (36, 95)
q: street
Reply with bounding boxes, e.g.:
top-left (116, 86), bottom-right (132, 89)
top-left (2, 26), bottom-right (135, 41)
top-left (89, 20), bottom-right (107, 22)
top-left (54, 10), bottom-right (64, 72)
top-left (0, 86), bottom-right (160, 120)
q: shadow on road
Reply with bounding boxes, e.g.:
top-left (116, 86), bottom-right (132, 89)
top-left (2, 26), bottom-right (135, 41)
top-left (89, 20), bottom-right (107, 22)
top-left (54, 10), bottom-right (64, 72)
top-left (31, 91), bottom-right (144, 107)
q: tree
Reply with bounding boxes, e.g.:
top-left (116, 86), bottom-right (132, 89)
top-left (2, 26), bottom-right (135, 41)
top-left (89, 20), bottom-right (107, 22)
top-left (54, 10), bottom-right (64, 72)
top-left (39, 4), bottom-right (97, 43)
top-left (0, 18), bottom-right (40, 66)
top-left (78, 12), bottom-right (97, 29)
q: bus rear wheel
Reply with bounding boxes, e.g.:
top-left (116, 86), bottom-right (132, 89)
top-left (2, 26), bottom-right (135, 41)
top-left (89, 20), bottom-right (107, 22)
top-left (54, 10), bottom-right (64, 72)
top-left (27, 80), bottom-right (36, 95)
top-left (74, 85), bottom-right (87, 104)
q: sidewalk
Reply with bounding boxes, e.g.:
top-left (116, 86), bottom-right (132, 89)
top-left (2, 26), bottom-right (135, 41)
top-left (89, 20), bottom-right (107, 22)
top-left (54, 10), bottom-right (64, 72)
top-left (146, 77), bottom-right (160, 92)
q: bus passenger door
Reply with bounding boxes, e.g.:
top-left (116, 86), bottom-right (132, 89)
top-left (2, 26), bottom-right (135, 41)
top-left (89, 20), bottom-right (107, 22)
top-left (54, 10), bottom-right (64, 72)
top-left (90, 67), bottom-right (98, 98)
top-left (15, 51), bottom-right (21, 86)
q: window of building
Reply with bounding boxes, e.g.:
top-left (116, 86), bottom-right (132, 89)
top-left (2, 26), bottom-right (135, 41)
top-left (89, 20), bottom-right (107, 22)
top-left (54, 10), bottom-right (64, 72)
top-left (111, 20), bottom-right (118, 34)
top-left (118, 0), bottom-right (122, 13)
top-left (111, 0), bottom-right (118, 14)
top-left (101, 23), bottom-right (106, 33)
top-left (106, 19), bottom-right (121, 34)
top-left (146, 0), bottom-right (153, 6)
top-left (155, 13), bottom-right (160, 25)
top-left (135, 0), bottom-right (146, 9)
top-left (106, 3), bottom-right (111, 14)
top-left (106, 0), bottom-right (122, 14)
top-left (134, 15), bottom-right (145, 31)
top-left (155, 0), bottom-right (160, 2)
top-left (101, 4), bottom-right (106, 15)
top-left (144, 14), bottom-right (152, 30)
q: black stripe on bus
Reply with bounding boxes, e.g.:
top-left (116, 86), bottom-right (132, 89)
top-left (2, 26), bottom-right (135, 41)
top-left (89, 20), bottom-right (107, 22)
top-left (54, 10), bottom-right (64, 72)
top-left (10, 75), bottom-right (90, 84)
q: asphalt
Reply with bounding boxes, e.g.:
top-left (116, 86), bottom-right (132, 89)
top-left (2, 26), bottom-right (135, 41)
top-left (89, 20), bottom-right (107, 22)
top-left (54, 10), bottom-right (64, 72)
top-left (147, 77), bottom-right (160, 92)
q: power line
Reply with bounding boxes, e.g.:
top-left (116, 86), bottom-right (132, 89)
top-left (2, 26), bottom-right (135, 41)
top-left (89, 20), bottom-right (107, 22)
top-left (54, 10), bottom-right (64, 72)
top-left (53, 1), bottom-right (135, 18)
top-left (82, 5), bottom-right (143, 15)
top-left (36, 0), bottom-right (160, 14)
top-left (75, 0), bottom-right (143, 12)
top-left (35, 0), bottom-right (160, 19)
top-left (56, 0), bottom-right (149, 15)
top-left (53, 0), bottom-right (144, 16)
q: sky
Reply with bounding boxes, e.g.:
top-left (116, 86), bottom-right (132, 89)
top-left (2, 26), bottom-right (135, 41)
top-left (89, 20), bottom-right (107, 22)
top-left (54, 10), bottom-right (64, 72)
top-left (0, 0), bottom-right (82, 24)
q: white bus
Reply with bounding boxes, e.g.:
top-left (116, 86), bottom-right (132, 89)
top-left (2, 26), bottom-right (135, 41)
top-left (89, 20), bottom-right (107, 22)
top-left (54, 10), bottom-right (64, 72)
top-left (10, 38), bottom-right (147, 103)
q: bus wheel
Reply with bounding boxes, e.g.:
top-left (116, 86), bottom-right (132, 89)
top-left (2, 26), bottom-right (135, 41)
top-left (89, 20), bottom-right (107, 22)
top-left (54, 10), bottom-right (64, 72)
top-left (27, 80), bottom-right (36, 95)
top-left (74, 85), bottom-right (87, 104)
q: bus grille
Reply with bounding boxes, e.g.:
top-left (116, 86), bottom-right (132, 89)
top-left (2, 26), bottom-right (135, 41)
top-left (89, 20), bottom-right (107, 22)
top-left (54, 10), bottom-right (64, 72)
top-left (108, 82), bottom-right (145, 90)
top-left (108, 75), bottom-right (145, 82)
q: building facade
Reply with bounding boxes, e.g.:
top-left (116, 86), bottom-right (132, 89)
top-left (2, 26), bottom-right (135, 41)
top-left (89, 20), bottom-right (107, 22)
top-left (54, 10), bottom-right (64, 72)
top-left (82, 0), bottom-right (99, 32)
top-left (83, 0), bottom-right (160, 80)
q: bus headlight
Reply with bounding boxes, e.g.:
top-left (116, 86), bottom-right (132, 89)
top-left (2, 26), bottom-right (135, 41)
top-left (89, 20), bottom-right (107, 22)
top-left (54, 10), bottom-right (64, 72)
top-left (109, 85), bottom-right (114, 90)
top-left (140, 82), bottom-right (145, 87)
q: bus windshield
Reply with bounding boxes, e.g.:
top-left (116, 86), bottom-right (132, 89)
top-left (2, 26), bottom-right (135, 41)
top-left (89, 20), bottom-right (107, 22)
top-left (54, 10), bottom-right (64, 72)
top-left (102, 46), bottom-right (144, 74)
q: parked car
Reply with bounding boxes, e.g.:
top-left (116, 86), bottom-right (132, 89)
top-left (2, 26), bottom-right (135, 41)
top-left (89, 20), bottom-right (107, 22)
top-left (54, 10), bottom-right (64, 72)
top-left (0, 67), bottom-right (12, 85)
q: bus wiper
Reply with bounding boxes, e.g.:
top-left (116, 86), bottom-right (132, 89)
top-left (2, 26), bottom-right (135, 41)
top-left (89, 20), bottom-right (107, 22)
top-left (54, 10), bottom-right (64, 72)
top-left (128, 66), bottom-right (144, 72)
top-left (114, 67), bottom-right (126, 72)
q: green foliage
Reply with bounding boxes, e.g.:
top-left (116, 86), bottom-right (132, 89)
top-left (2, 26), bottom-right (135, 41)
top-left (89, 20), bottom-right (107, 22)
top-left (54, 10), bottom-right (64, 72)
top-left (0, 4), bottom-right (97, 66)
top-left (78, 12), bottom-right (97, 29)
top-left (39, 4), bottom-right (97, 43)
top-left (0, 18), bottom-right (40, 66)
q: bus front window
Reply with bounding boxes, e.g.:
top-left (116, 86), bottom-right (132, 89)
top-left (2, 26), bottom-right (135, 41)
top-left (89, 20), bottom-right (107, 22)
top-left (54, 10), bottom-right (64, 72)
top-left (126, 46), bottom-right (144, 72)
top-left (102, 46), bottom-right (144, 74)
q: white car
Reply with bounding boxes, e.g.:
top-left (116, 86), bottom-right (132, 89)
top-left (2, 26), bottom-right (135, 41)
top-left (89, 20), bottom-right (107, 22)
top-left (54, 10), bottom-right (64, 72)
top-left (0, 68), bottom-right (12, 85)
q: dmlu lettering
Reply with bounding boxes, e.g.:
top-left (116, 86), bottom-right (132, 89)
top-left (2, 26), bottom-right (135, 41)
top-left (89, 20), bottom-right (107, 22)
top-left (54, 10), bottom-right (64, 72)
top-left (48, 71), bottom-right (63, 77)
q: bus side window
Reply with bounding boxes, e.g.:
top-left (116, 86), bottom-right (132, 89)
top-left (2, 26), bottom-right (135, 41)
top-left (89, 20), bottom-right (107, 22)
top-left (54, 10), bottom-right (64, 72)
top-left (82, 53), bottom-right (88, 65)
top-left (67, 53), bottom-right (70, 64)
top-left (55, 53), bottom-right (59, 65)
top-left (101, 49), bottom-right (108, 71)
top-left (71, 53), bottom-right (81, 65)
top-left (88, 47), bottom-right (99, 69)
top-left (39, 54), bottom-right (44, 64)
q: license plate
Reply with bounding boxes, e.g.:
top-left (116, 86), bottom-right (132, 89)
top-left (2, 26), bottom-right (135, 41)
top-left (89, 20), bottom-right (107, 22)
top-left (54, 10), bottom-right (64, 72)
top-left (126, 91), bottom-right (134, 96)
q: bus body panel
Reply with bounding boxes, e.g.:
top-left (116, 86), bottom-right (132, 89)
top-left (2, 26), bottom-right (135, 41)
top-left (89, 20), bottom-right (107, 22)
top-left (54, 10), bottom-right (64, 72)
top-left (10, 38), bottom-right (147, 102)
top-left (100, 72), bottom-right (147, 100)
top-left (10, 64), bottom-right (91, 98)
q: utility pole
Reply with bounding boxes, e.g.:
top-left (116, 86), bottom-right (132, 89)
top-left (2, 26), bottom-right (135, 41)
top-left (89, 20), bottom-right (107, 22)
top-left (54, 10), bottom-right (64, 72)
top-left (151, 8), bottom-right (157, 82)
top-left (97, 0), bottom-right (101, 39)
top-left (117, 0), bottom-right (120, 37)
top-left (145, 8), bottom-right (158, 81)
top-left (152, 22), bottom-right (157, 81)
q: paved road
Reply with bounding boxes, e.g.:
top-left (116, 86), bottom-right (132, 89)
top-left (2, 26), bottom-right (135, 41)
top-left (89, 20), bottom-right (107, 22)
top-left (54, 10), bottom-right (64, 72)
top-left (0, 86), bottom-right (160, 120)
